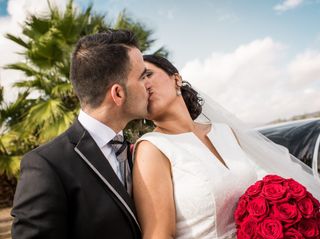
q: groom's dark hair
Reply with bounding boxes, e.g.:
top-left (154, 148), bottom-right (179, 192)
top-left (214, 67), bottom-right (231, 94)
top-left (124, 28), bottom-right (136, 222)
top-left (144, 55), bottom-right (203, 120)
top-left (70, 29), bottom-right (139, 108)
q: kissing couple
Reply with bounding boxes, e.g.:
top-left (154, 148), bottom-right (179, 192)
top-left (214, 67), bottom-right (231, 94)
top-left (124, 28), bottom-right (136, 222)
top-left (11, 29), bottom-right (320, 239)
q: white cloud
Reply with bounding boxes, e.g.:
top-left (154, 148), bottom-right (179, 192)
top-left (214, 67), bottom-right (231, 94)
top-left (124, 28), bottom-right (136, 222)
top-left (274, 0), bottom-right (304, 12)
top-left (157, 9), bottom-right (175, 20)
top-left (288, 50), bottom-right (320, 87)
top-left (7, 0), bottom-right (68, 24)
top-left (0, 0), bottom-right (69, 102)
top-left (217, 13), bottom-right (238, 22)
top-left (0, 16), bottom-right (25, 102)
top-left (181, 38), bottom-right (320, 125)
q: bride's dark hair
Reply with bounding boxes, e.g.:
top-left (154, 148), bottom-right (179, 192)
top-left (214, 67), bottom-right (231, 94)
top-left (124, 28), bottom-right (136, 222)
top-left (143, 55), bottom-right (203, 120)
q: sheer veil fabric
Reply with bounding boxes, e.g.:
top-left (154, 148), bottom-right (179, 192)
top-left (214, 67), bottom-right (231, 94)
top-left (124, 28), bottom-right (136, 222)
top-left (196, 91), bottom-right (320, 200)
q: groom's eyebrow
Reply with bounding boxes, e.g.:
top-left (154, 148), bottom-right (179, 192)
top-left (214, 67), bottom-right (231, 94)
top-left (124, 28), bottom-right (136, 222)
top-left (139, 68), bottom-right (147, 79)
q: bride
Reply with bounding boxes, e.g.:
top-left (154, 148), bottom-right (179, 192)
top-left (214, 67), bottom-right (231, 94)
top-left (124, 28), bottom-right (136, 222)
top-left (132, 55), bottom-right (320, 239)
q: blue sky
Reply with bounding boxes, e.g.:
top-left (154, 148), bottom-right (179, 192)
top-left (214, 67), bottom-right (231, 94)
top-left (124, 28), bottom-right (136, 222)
top-left (0, 0), bottom-right (7, 16)
top-left (74, 0), bottom-right (320, 68)
top-left (2, 0), bottom-right (318, 67)
top-left (0, 0), bottom-right (319, 124)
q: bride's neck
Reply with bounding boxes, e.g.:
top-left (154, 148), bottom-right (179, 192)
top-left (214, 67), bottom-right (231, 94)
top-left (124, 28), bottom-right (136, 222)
top-left (153, 108), bottom-right (195, 135)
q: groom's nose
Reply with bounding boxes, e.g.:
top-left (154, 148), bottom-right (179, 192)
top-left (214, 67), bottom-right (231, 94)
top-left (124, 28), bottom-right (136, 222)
top-left (144, 79), bottom-right (152, 91)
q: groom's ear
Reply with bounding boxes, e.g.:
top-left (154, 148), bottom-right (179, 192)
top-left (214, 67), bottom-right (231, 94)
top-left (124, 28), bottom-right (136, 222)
top-left (110, 83), bottom-right (126, 106)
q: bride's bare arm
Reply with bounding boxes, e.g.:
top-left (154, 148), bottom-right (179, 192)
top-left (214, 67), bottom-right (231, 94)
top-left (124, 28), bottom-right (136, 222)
top-left (133, 140), bottom-right (176, 239)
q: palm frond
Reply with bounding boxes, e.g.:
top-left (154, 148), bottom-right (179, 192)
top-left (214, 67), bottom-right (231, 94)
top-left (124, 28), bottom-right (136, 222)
top-left (0, 90), bottom-right (31, 127)
top-left (23, 15), bottom-right (52, 40)
top-left (25, 99), bottom-right (65, 126)
top-left (5, 34), bottom-right (29, 49)
top-left (5, 63), bottom-right (38, 77)
top-left (114, 10), bottom-right (154, 52)
top-left (0, 155), bottom-right (21, 178)
top-left (0, 86), bottom-right (3, 105)
top-left (153, 46), bottom-right (170, 58)
top-left (51, 82), bottom-right (73, 97)
top-left (39, 111), bottom-right (75, 143)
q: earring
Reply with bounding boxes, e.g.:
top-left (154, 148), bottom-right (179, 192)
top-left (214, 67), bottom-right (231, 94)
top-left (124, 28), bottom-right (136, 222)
top-left (176, 89), bottom-right (182, 96)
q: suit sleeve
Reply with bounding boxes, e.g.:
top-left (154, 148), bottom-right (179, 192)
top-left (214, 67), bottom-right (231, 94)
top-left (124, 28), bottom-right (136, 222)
top-left (11, 151), bottom-right (68, 239)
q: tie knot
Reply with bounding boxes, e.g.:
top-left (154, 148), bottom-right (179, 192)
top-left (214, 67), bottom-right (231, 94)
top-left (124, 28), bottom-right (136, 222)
top-left (110, 134), bottom-right (124, 144)
top-left (109, 134), bottom-right (127, 159)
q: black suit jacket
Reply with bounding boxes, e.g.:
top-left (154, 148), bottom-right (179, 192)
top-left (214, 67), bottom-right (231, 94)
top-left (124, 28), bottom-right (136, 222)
top-left (11, 120), bottom-right (141, 239)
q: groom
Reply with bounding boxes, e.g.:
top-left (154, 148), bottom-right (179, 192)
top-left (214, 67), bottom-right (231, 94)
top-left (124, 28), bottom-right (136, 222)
top-left (11, 30), bottom-right (149, 239)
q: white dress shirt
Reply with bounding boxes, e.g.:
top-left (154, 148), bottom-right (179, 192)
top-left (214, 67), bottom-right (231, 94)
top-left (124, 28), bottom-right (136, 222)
top-left (78, 110), bottom-right (123, 182)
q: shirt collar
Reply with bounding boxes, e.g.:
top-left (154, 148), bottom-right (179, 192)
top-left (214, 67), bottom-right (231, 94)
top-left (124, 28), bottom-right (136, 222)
top-left (78, 110), bottom-right (123, 148)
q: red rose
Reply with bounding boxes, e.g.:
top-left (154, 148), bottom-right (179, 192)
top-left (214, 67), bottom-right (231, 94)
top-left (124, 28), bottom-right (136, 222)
top-left (253, 234), bottom-right (264, 239)
top-left (308, 192), bottom-right (320, 209)
top-left (285, 179), bottom-right (306, 200)
top-left (235, 196), bottom-right (248, 224)
top-left (298, 219), bottom-right (319, 238)
top-left (240, 216), bottom-right (258, 238)
top-left (261, 183), bottom-right (287, 202)
top-left (263, 175), bottom-right (285, 184)
top-left (247, 197), bottom-right (269, 219)
top-left (298, 197), bottom-right (315, 218)
top-left (258, 218), bottom-right (283, 239)
top-left (245, 181), bottom-right (263, 197)
top-left (237, 229), bottom-right (250, 239)
top-left (273, 202), bottom-right (302, 227)
top-left (316, 211), bottom-right (320, 224)
top-left (283, 228), bottom-right (303, 239)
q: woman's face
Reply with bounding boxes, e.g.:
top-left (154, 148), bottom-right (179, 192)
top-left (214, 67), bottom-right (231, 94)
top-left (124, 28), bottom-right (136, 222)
top-left (144, 62), bottom-right (177, 120)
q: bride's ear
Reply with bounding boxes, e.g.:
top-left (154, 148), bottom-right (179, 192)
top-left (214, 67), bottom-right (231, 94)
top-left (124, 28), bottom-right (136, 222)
top-left (174, 73), bottom-right (182, 87)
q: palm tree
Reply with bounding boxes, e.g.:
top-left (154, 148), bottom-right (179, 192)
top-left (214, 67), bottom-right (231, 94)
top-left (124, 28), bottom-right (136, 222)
top-left (0, 0), bottom-right (167, 186)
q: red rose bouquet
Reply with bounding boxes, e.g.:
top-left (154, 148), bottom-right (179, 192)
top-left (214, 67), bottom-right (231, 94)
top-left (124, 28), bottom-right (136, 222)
top-left (235, 175), bottom-right (320, 239)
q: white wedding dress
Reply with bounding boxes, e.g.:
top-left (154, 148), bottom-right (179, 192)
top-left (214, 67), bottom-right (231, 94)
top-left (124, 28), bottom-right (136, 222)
top-left (137, 123), bottom-right (258, 239)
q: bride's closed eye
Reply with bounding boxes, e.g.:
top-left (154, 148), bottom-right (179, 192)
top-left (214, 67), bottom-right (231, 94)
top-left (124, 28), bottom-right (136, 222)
top-left (145, 70), bottom-right (153, 78)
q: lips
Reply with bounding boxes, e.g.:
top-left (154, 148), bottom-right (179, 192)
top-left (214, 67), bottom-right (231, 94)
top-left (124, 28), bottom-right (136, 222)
top-left (148, 90), bottom-right (154, 100)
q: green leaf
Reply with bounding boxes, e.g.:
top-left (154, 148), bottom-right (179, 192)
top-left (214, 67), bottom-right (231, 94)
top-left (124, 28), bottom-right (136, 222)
top-left (39, 111), bottom-right (75, 143)
top-left (26, 99), bottom-right (65, 125)
top-left (5, 34), bottom-right (29, 49)
top-left (0, 155), bottom-right (21, 177)
top-left (5, 63), bottom-right (38, 77)
top-left (51, 82), bottom-right (73, 97)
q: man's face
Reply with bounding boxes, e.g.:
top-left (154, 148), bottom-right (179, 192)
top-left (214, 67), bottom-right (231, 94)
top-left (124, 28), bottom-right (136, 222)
top-left (123, 47), bottom-right (149, 119)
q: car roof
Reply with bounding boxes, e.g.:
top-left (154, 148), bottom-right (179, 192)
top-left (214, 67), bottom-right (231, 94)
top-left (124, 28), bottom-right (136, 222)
top-left (256, 117), bottom-right (320, 131)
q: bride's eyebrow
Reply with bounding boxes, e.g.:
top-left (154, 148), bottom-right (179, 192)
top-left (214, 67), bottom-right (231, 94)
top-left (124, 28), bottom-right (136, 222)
top-left (146, 69), bottom-right (153, 75)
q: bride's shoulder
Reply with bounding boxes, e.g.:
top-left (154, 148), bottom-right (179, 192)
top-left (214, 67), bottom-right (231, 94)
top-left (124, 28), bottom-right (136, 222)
top-left (133, 132), bottom-right (173, 165)
top-left (135, 132), bottom-right (170, 151)
top-left (137, 131), bottom-right (168, 142)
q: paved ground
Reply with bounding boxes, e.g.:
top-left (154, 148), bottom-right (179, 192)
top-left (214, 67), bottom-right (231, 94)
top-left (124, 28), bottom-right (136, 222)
top-left (0, 208), bottom-right (12, 239)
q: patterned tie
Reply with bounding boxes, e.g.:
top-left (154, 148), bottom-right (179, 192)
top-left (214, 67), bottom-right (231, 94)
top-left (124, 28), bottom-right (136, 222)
top-left (108, 134), bottom-right (132, 195)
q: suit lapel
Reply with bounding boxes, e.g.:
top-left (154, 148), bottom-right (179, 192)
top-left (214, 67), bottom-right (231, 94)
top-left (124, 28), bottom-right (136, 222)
top-left (68, 120), bottom-right (140, 230)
